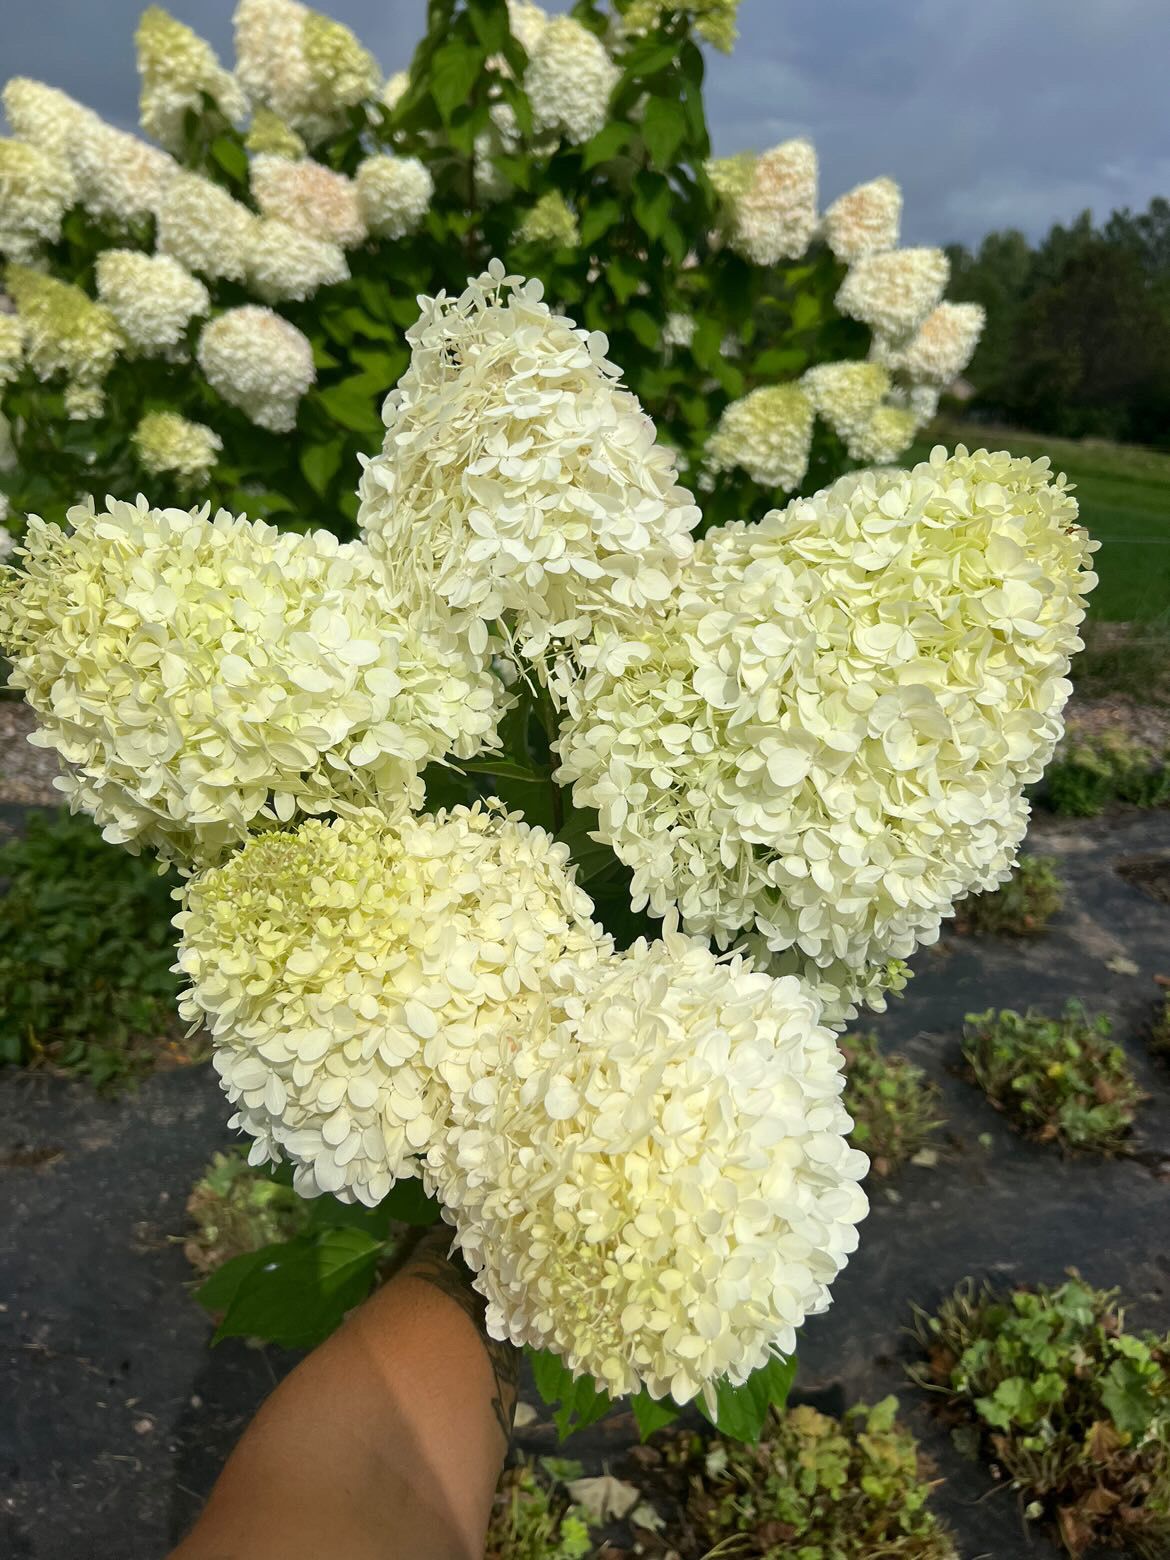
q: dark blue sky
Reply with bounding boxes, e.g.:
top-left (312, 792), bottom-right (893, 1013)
top-left (6, 0), bottom-right (1163, 248)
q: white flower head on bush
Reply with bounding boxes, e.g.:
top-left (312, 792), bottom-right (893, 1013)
top-left (132, 410), bottom-right (223, 485)
top-left (197, 305), bottom-right (315, 431)
top-left (877, 301), bottom-right (986, 387)
top-left (801, 361), bottom-right (890, 446)
top-left (621, 0), bottom-right (742, 51)
top-left (176, 802), bottom-right (609, 1203)
top-left (358, 262), bottom-right (699, 660)
top-left (845, 403), bottom-right (921, 465)
top-left (71, 118), bottom-right (177, 227)
top-left (355, 154), bottom-right (434, 240)
top-left (95, 250), bottom-right (210, 356)
top-left (2, 77), bottom-right (93, 161)
top-left (381, 68), bottom-right (410, 111)
top-left (0, 312), bottom-right (23, 386)
top-left (0, 499), bottom-right (507, 870)
top-left (0, 139), bottom-right (77, 261)
top-left (5, 263), bottom-right (122, 397)
top-left (506, 0), bottom-right (548, 54)
top-left (432, 926), bottom-right (868, 1406)
top-left (233, 0), bottom-right (380, 141)
top-left (557, 449), bottom-right (1098, 1014)
top-left (245, 217), bottom-right (349, 304)
top-left (709, 140), bottom-right (819, 266)
top-left (245, 106), bottom-right (308, 158)
top-left (156, 171), bottom-right (256, 283)
top-left (663, 312), bottom-right (695, 350)
top-left (516, 190), bottom-right (579, 248)
top-left (706, 385), bottom-right (814, 491)
top-left (822, 176), bottom-right (902, 263)
top-left (251, 153), bottom-right (367, 246)
top-left (136, 6), bottom-right (246, 152)
top-left (526, 17), bottom-right (620, 145)
top-left (836, 247), bottom-right (949, 339)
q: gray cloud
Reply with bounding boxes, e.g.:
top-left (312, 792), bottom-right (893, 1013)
top-left (6, 0), bottom-right (1164, 247)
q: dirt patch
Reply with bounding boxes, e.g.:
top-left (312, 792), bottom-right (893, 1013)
top-left (0, 701), bottom-right (61, 807)
top-left (1117, 854), bottom-right (1170, 906)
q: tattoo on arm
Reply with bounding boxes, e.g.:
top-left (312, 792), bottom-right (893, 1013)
top-left (398, 1224), bottom-right (519, 1447)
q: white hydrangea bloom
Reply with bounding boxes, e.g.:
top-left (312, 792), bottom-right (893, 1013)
top-left (156, 171), bottom-right (256, 283)
top-left (879, 301), bottom-right (986, 387)
top-left (355, 154), bottom-right (433, 240)
top-left (176, 802), bottom-right (609, 1203)
top-left (244, 106), bottom-right (308, 158)
top-left (250, 153), bottom-right (367, 247)
top-left (708, 140), bottom-right (818, 266)
top-left (357, 263), bottom-right (699, 661)
top-left (0, 139), bottom-right (77, 260)
top-left (63, 382), bottom-right (106, 419)
top-left (5, 263), bottom-right (122, 396)
top-left (836, 248), bottom-right (949, 340)
top-left (432, 927), bottom-right (868, 1407)
top-left (844, 404), bottom-right (920, 465)
top-left (233, 0), bottom-right (380, 141)
top-left (245, 216), bottom-right (349, 303)
top-left (706, 385), bottom-right (814, 491)
top-left (0, 408), bottom-right (16, 470)
top-left (662, 312), bottom-right (695, 349)
top-left (197, 305), bottom-right (315, 431)
top-left (381, 69), bottom-right (409, 111)
top-left (0, 522), bottom-right (12, 560)
top-left (136, 6), bottom-right (247, 152)
top-left (94, 250), bottom-right (210, 356)
top-left (526, 17), bottom-right (620, 145)
top-left (132, 410), bottom-right (222, 485)
top-left (0, 500), bottom-right (508, 870)
top-left (2, 78), bottom-right (93, 161)
top-left (71, 119), bottom-right (177, 227)
top-left (556, 449), bottom-right (1098, 1013)
top-left (801, 361), bottom-right (890, 445)
top-left (0, 313), bottom-right (22, 386)
top-left (507, 0), bottom-right (548, 54)
top-left (822, 177), bottom-right (902, 263)
top-left (516, 190), bottom-right (579, 247)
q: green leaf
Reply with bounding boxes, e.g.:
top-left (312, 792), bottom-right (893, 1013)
top-left (529, 1348), bottom-right (613, 1439)
top-left (300, 439), bottom-right (343, 498)
top-left (581, 122), bottom-right (633, 171)
top-left (791, 291), bottom-right (822, 331)
top-left (195, 1246), bottom-right (270, 1316)
top-left (380, 1178), bottom-right (442, 1227)
top-left (579, 197), bottom-right (622, 248)
top-left (457, 756), bottom-right (550, 785)
top-left (210, 1229), bottom-right (385, 1351)
top-left (317, 375), bottom-right (384, 434)
top-left (631, 1391), bottom-right (679, 1439)
top-left (431, 41), bottom-right (485, 123)
top-left (210, 135), bottom-right (248, 184)
top-left (752, 346), bottom-right (808, 377)
top-left (698, 1354), bottom-right (797, 1443)
top-left (632, 172), bottom-right (672, 241)
top-left (641, 97), bottom-right (687, 170)
top-left (467, 0), bottom-right (510, 52)
top-left (628, 308), bottom-right (660, 349)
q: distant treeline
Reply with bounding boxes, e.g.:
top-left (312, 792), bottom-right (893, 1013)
top-left (947, 198), bottom-right (1170, 447)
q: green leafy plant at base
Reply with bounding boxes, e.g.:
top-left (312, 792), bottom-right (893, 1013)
top-left (951, 854), bottom-right (1064, 937)
top-left (684, 1395), bottom-right (958, 1559)
top-left (910, 1277), bottom-right (1170, 1558)
top-left (962, 1003), bottom-right (1144, 1154)
top-left (0, 808), bottom-right (184, 1086)
top-left (485, 1463), bottom-right (593, 1560)
top-left (1148, 992), bottom-right (1170, 1063)
top-left (841, 1031), bottom-right (945, 1178)
top-left (1043, 730), bottom-right (1170, 817)
top-left (184, 1147), bottom-right (314, 1276)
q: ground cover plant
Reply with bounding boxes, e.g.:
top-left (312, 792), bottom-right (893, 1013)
top-left (951, 854), bottom-right (1064, 937)
top-left (484, 1464), bottom-right (594, 1560)
top-left (1043, 729), bottom-right (1170, 817)
top-left (184, 1145), bottom-right (313, 1275)
top-left (911, 1277), bottom-right (1170, 1558)
top-left (841, 1031), bottom-right (945, 1178)
top-left (0, 808), bottom-right (184, 1086)
top-left (962, 1004), bottom-right (1144, 1154)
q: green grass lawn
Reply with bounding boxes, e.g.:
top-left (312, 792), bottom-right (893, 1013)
top-left (909, 421), bottom-right (1170, 622)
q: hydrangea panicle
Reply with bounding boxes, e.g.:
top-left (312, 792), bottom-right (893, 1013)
top-left (709, 140), bottom-right (819, 266)
top-left (95, 250), bottom-right (210, 356)
top-left (706, 384), bottom-right (814, 491)
top-left (197, 305), bottom-right (315, 431)
top-left (822, 176), bottom-right (902, 263)
top-left (525, 17), bottom-right (620, 145)
top-left (836, 247), bottom-right (950, 339)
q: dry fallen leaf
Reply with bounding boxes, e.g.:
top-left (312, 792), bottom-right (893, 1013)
top-left (512, 1401), bottom-right (538, 1430)
top-left (1105, 955), bottom-right (1140, 976)
top-left (566, 1474), bottom-right (642, 1523)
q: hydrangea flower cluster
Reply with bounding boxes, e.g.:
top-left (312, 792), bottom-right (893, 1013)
top-left (0, 138), bottom-right (76, 260)
top-left (0, 498), bottom-right (505, 870)
top-left (94, 250), bottom-right (210, 356)
top-left (233, 0), bottom-right (380, 143)
top-left (156, 172), bottom-right (256, 283)
top-left (707, 385), bottom-right (814, 491)
top-left (875, 301), bottom-right (987, 387)
top-left (516, 190), bottom-right (579, 248)
top-left (621, 0), bottom-right (742, 51)
top-left (836, 247), bottom-right (950, 341)
top-left (250, 153), bottom-right (366, 247)
top-left (132, 411), bottom-right (223, 485)
top-left (2, 77), bottom-right (88, 161)
top-left (0, 313), bottom-right (22, 386)
top-left (433, 925), bottom-right (867, 1406)
top-left (556, 448), bottom-right (1098, 1015)
top-left (801, 361), bottom-right (890, 456)
top-left (70, 117), bottom-right (177, 228)
top-left (357, 263), bottom-right (699, 660)
top-left (354, 154), bottom-right (434, 240)
top-left (708, 140), bottom-right (819, 266)
top-left (196, 305), bottom-right (315, 431)
top-left (525, 17), bottom-right (620, 145)
top-left (246, 217), bottom-right (349, 303)
top-left (245, 106), bottom-right (308, 158)
top-left (5, 264), bottom-right (123, 414)
top-left (822, 177), bottom-right (902, 263)
top-left (135, 6), bottom-right (246, 153)
top-left (176, 803), bottom-right (609, 1203)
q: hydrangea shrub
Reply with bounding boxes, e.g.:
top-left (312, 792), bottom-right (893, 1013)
top-left (0, 0), bottom-right (982, 549)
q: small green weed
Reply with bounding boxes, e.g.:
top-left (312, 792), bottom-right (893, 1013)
top-left (952, 855), bottom-right (1064, 936)
top-left (962, 1004), bottom-right (1143, 1154)
top-left (184, 1148), bottom-right (314, 1276)
top-left (911, 1277), bottom-right (1170, 1558)
top-left (842, 1032), bottom-right (945, 1178)
top-left (485, 1463), bottom-right (593, 1560)
top-left (1044, 730), bottom-right (1170, 817)
top-left (0, 809), bottom-right (186, 1087)
top-left (686, 1396), bottom-right (957, 1559)
top-left (1148, 993), bottom-right (1170, 1063)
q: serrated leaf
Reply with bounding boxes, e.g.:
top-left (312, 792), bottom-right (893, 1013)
top-left (697, 1354), bottom-right (797, 1442)
top-left (529, 1348), bottom-right (613, 1438)
top-left (631, 1391), bottom-right (679, 1439)
top-left (210, 1229), bottom-right (385, 1350)
top-left (581, 122), bottom-right (633, 171)
top-left (431, 41), bottom-right (486, 123)
top-left (641, 97), bottom-right (687, 170)
top-left (300, 439), bottom-right (343, 498)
